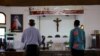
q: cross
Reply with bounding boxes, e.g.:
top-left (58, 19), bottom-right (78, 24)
top-left (53, 18), bottom-right (62, 32)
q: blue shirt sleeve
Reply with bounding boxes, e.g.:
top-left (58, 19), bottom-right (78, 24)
top-left (83, 30), bottom-right (86, 48)
top-left (69, 30), bottom-right (74, 48)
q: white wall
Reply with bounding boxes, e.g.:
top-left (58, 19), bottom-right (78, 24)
top-left (40, 15), bottom-right (75, 43)
top-left (77, 5), bottom-right (100, 48)
top-left (0, 6), bottom-right (39, 49)
top-left (0, 5), bottom-right (100, 49)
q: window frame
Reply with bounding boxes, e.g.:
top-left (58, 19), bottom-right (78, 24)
top-left (0, 12), bottom-right (6, 25)
top-left (0, 27), bottom-right (6, 39)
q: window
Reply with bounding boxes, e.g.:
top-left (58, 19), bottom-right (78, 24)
top-left (0, 27), bottom-right (6, 39)
top-left (0, 12), bottom-right (6, 24)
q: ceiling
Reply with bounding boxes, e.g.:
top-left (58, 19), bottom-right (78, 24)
top-left (0, 0), bottom-right (100, 6)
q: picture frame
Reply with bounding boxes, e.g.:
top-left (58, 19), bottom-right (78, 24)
top-left (11, 14), bottom-right (23, 32)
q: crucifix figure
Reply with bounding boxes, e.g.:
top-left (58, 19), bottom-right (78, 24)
top-left (53, 18), bottom-right (62, 32)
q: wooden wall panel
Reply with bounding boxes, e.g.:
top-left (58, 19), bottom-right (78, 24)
top-left (0, 0), bottom-right (100, 6)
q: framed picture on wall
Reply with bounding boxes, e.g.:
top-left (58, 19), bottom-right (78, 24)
top-left (11, 14), bottom-right (23, 32)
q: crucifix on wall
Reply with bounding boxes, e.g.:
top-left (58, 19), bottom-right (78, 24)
top-left (53, 18), bottom-right (62, 32)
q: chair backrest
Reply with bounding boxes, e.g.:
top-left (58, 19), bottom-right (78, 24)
top-left (6, 34), bottom-right (14, 49)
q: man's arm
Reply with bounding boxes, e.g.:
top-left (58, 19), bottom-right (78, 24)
top-left (21, 32), bottom-right (25, 43)
top-left (69, 30), bottom-right (74, 48)
top-left (83, 31), bottom-right (86, 48)
top-left (37, 31), bottom-right (42, 46)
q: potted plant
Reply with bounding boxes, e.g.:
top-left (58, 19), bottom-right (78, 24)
top-left (64, 42), bottom-right (69, 47)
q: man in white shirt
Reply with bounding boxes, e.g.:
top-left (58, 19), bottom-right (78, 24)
top-left (21, 19), bottom-right (41, 56)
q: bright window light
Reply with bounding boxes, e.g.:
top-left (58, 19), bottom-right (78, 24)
top-left (0, 13), bottom-right (6, 24)
top-left (0, 28), bottom-right (6, 39)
